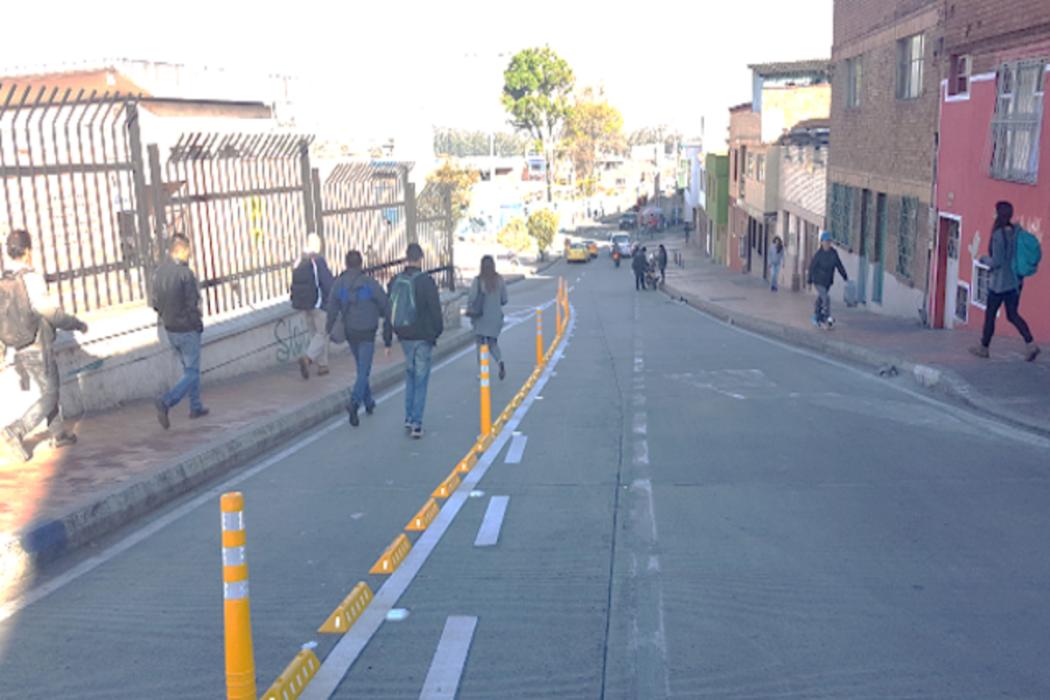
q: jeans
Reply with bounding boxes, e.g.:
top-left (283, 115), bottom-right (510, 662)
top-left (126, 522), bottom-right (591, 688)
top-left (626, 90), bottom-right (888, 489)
top-left (475, 336), bottom-right (502, 364)
top-left (349, 340), bottom-right (375, 408)
top-left (301, 309), bottom-right (329, 367)
top-left (770, 263), bottom-right (782, 290)
top-left (162, 331), bottom-right (204, 413)
top-left (9, 345), bottom-right (63, 438)
top-left (814, 285), bottom-right (831, 322)
top-left (400, 339), bottom-right (433, 427)
top-left (981, 289), bottom-right (1034, 347)
top-left (635, 271), bottom-right (646, 290)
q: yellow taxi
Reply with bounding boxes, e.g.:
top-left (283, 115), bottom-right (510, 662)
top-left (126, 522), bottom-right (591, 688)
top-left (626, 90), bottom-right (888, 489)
top-left (585, 240), bottom-right (599, 258)
top-left (566, 243), bottom-right (590, 263)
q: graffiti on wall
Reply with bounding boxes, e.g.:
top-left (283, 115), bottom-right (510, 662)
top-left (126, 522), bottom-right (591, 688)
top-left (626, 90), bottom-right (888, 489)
top-left (274, 315), bottom-right (311, 363)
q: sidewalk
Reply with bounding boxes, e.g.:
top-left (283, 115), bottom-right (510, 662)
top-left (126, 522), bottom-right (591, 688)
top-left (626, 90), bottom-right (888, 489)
top-left (660, 239), bottom-right (1050, 436)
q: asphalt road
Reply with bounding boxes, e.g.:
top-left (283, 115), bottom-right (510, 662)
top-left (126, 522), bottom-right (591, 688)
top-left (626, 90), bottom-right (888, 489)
top-left (2, 253), bottom-right (1049, 699)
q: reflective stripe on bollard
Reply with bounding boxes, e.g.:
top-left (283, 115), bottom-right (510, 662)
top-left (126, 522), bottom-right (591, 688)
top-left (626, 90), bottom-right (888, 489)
top-left (479, 344), bottom-right (492, 437)
top-left (535, 308), bottom-right (544, 368)
top-left (221, 492), bottom-right (256, 700)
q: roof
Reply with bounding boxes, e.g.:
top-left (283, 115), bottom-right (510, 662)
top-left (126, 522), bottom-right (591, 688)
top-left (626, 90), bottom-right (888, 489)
top-left (729, 102), bottom-right (753, 113)
top-left (748, 59), bottom-right (830, 77)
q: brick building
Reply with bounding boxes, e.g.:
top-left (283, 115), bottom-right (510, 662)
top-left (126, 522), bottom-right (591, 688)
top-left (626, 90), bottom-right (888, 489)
top-left (829, 0), bottom-right (943, 320)
top-left (777, 119), bottom-right (830, 291)
top-left (931, 0), bottom-right (1050, 339)
top-left (727, 103), bottom-right (761, 272)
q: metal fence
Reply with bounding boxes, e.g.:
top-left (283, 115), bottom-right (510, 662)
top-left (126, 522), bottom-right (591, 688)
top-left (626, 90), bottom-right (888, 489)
top-left (0, 85), bottom-right (455, 321)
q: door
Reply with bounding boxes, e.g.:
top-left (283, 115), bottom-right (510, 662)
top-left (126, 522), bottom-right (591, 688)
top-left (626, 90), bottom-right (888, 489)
top-left (872, 194), bottom-right (886, 304)
top-left (857, 189), bottom-right (872, 303)
top-left (940, 216), bottom-right (962, 328)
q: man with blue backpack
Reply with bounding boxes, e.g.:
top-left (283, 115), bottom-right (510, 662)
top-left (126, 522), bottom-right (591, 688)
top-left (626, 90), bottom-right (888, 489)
top-left (383, 243), bottom-right (444, 439)
top-left (970, 201), bottom-right (1040, 362)
top-left (326, 250), bottom-right (390, 428)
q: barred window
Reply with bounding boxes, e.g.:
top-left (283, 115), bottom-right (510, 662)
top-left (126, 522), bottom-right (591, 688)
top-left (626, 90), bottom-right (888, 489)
top-left (972, 261), bottom-right (990, 308)
top-left (897, 196), bottom-right (919, 279)
top-left (897, 33), bottom-right (925, 100)
top-left (829, 183), bottom-right (854, 247)
top-left (990, 60), bottom-right (1046, 184)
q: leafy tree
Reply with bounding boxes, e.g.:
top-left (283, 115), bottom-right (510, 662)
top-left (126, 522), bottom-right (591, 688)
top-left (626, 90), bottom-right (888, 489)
top-left (501, 47), bottom-right (575, 202)
top-left (527, 209), bottom-right (558, 260)
top-left (497, 217), bottom-right (531, 253)
top-left (421, 159), bottom-right (479, 226)
top-left (563, 88), bottom-right (625, 196)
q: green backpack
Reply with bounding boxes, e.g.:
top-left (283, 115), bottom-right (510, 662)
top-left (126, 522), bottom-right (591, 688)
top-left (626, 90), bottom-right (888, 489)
top-left (389, 271), bottom-right (421, 332)
top-left (1013, 228), bottom-right (1042, 278)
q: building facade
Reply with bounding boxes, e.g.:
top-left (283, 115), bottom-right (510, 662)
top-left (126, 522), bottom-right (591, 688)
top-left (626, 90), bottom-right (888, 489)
top-left (777, 120), bottom-right (830, 291)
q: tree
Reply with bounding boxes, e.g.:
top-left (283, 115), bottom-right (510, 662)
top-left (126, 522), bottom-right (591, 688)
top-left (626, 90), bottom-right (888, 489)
top-left (563, 88), bottom-right (625, 196)
top-left (497, 217), bottom-right (531, 254)
top-left (527, 209), bottom-right (558, 260)
top-left (423, 159), bottom-right (479, 227)
top-left (501, 47), bottom-right (575, 203)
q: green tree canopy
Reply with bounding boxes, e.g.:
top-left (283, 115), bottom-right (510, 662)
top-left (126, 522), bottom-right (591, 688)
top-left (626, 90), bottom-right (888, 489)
top-left (527, 209), bottom-right (558, 260)
top-left (563, 88), bottom-right (626, 196)
top-left (497, 217), bottom-right (531, 254)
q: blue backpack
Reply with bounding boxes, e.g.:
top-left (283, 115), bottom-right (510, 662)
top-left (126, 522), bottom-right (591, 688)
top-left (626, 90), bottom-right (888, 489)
top-left (1014, 228), bottom-right (1042, 278)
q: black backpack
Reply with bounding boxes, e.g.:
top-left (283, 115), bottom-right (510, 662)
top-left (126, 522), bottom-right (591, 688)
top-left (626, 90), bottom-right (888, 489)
top-left (0, 271), bottom-right (40, 351)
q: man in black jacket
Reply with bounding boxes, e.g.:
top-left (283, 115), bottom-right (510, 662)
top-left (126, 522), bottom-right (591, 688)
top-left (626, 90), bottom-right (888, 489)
top-left (632, 246), bottom-right (648, 290)
top-left (152, 234), bottom-right (207, 429)
top-left (290, 233), bottom-right (334, 379)
top-left (808, 232), bottom-right (849, 329)
top-left (326, 250), bottom-right (390, 427)
top-left (383, 243), bottom-right (443, 439)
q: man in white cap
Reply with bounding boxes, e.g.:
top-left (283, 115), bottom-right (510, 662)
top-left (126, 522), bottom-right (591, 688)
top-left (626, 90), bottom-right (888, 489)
top-left (290, 233), bottom-right (334, 379)
top-left (808, 231), bottom-right (849, 329)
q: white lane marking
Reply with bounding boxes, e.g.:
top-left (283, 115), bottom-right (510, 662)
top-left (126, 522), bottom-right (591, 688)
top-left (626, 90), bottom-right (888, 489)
top-left (302, 306), bottom-right (575, 700)
top-left (419, 616), bottom-right (478, 700)
top-left (632, 412), bottom-right (647, 436)
top-left (474, 496), bottom-right (510, 547)
top-left (504, 434), bottom-right (528, 464)
top-left (633, 440), bottom-right (650, 466)
top-left (0, 294), bottom-right (560, 623)
top-left (632, 394), bottom-right (646, 408)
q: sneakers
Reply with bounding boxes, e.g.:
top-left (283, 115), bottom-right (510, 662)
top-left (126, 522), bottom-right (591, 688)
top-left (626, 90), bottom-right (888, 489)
top-left (404, 419), bottom-right (413, 432)
top-left (347, 401), bottom-right (360, 427)
top-left (498, 361), bottom-right (506, 381)
top-left (298, 357), bottom-right (310, 380)
top-left (365, 401), bottom-right (376, 416)
top-left (189, 408), bottom-right (211, 420)
top-left (317, 365), bottom-right (330, 377)
top-left (411, 425), bottom-right (424, 439)
top-left (51, 432), bottom-right (77, 449)
top-left (3, 427), bottom-right (30, 462)
top-left (155, 398), bottom-right (171, 430)
top-left (811, 315), bottom-right (821, 328)
top-left (1025, 342), bottom-right (1041, 362)
top-left (969, 345), bottom-right (990, 359)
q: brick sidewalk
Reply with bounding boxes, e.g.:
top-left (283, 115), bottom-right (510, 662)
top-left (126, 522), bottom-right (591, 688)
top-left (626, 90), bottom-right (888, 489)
top-left (660, 238), bottom-right (1050, 435)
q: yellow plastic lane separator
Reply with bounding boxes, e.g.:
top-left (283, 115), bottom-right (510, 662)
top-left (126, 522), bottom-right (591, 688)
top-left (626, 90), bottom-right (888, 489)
top-left (535, 307), bottom-right (544, 368)
top-left (405, 498), bottom-right (441, 531)
top-left (456, 452), bottom-right (478, 474)
top-left (318, 582), bottom-right (374, 634)
top-left (479, 343), bottom-right (492, 438)
top-left (369, 533), bottom-right (413, 575)
top-left (221, 492), bottom-right (256, 700)
top-left (432, 471), bottom-right (463, 499)
top-left (260, 646), bottom-right (321, 700)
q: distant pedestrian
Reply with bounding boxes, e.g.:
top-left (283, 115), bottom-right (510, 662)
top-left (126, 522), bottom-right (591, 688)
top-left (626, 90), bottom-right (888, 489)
top-left (1, 229), bottom-right (87, 461)
top-left (290, 233), bottom-right (334, 380)
top-left (970, 201), bottom-right (1039, 361)
top-left (327, 250), bottom-right (390, 427)
top-left (808, 232), bottom-right (848, 329)
top-left (384, 243), bottom-right (444, 439)
top-left (657, 244), bottom-right (668, 285)
top-left (769, 236), bottom-right (785, 292)
top-left (467, 255), bottom-right (509, 381)
top-left (152, 234), bottom-right (208, 429)
top-left (633, 246), bottom-right (649, 290)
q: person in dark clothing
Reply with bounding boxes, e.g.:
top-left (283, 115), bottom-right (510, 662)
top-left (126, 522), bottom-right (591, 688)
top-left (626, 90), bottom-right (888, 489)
top-left (383, 243), bottom-right (444, 438)
top-left (327, 250), bottom-right (390, 427)
top-left (152, 234), bottom-right (208, 429)
top-left (1, 229), bottom-right (88, 461)
top-left (808, 232), bottom-right (848, 328)
top-left (657, 244), bottom-right (668, 285)
top-left (632, 246), bottom-right (649, 290)
top-left (290, 233), bottom-right (335, 379)
top-left (970, 201), bottom-right (1039, 361)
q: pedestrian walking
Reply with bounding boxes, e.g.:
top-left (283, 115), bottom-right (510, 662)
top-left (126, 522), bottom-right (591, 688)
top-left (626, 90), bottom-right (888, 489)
top-left (1, 229), bottom-right (88, 461)
top-left (970, 201), bottom-right (1040, 361)
top-left (383, 243), bottom-right (444, 439)
top-left (152, 234), bottom-right (208, 430)
top-left (326, 250), bottom-right (390, 427)
top-left (633, 246), bottom-right (649, 290)
top-left (769, 236), bottom-right (785, 292)
top-left (808, 232), bottom-right (848, 329)
top-left (290, 233), bottom-right (334, 379)
top-left (657, 244), bottom-right (668, 286)
top-left (467, 255), bottom-right (509, 381)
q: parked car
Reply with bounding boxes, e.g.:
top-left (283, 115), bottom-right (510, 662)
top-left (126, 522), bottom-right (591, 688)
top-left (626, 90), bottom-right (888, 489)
top-left (585, 240), bottom-right (599, 258)
top-left (611, 234), bottom-right (633, 258)
top-left (618, 213), bottom-right (637, 230)
top-left (567, 243), bottom-right (590, 263)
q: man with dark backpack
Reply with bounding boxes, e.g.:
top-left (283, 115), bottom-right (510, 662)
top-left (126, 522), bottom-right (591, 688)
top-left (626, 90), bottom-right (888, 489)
top-left (326, 250), bottom-right (390, 428)
top-left (2, 229), bottom-right (88, 461)
top-left (383, 243), bottom-right (443, 438)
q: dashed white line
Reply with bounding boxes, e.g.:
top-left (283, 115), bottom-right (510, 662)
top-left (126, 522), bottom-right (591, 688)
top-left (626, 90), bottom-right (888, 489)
top-left (419, 616), bottom-right (478, 700)
top-left (474, 496), bottom-right (509, 547)
top-left (504, 434), bottom-right (528, 464)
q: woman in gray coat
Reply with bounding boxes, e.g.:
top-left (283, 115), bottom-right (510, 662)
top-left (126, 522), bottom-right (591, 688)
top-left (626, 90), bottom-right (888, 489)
top-left (468, 255), bottom-right (509, 380)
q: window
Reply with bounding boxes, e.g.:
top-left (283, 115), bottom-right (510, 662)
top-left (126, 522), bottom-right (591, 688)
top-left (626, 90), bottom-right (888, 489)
top-left (972, 261), bottom-right (990, 308)
top-left (990, 59), bottom-right (1046, 183)
top-left (747, 153), bottom-right (755, 179)
top-left (898, 196), bottom-right (919, 279)
top-left (897, 33), bottom-right (925, 99)
top-left (846, 56), bottom-right (863, 107)
top-left (949, 54), bottom-right (972, 96)
top-left (829, 183), bottom-right (855, 247)
top-left (756, 154), bottom-right (766, 182)
top-left (954, 283), bottom-right (969, 323)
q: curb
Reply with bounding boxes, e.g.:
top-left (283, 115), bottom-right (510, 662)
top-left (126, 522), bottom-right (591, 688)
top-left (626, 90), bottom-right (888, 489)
top-left (664, 283), bottom-right (1050, 439)
top-left (6, 327), bottom-right (478, 581)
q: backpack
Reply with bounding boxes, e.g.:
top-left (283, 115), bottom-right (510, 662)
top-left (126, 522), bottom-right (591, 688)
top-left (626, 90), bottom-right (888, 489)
top-left (0, 271), bottom-right (40, 351)
top-left (389, 271), bottom-right (421, 332)
top-left (1014, 228), bottom-right (1042, 278)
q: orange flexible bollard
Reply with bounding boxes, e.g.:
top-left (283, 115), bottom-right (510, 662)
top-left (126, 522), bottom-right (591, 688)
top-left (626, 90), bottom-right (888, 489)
top-left (535, 308), bottom-right (544, 368)
top-left (556, 279), bottom-right (563, 331)
top-left (479, 343), bottom-right (492, 437)
top-left (221, 492), bottom-right (256, 700)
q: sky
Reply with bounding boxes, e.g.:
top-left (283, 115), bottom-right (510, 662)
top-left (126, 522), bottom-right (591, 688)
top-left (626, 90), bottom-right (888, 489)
top-left (2, 0), bottom-right (833, 151)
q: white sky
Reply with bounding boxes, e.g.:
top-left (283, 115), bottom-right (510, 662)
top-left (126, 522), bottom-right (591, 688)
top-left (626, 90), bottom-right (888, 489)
top-left (3, 0), bottom-right (833, 150)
